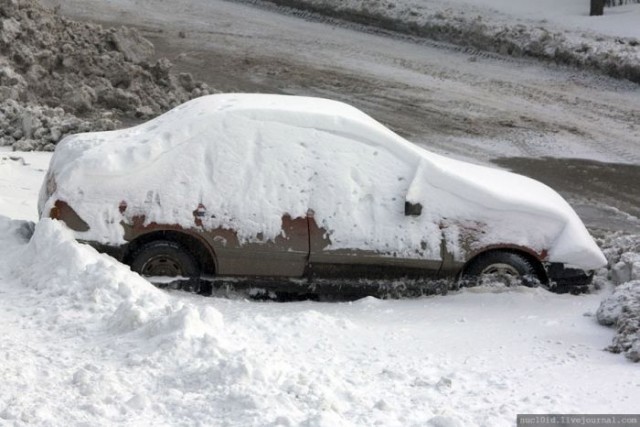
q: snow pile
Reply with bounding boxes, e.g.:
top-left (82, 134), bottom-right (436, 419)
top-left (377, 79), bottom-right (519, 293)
top-left (0, 217), bottom-right (434, 426)
top-left (42, 94), bottom-right (605, 269)
top-left (0, 217), bottom-right (262, 424)
top-left (0, 215), bottom-right (34, 245)
top-left (597, 282), bottom-right (640, 362)
top-left (1, 216), bottom-right (225, 347)
top-left (596, 233), bottom-right (640, 362)
top-left (251, 0), bottom-right (640, 83)
top-left (604, 234), bottom-right (640, 285)
top-left (0, 100), bottom-right (118, 151)
top-left (0, 0), bottom-right (211, 151)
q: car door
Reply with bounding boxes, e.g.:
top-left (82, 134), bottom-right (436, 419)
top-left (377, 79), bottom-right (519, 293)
top-left (305, 130), bottom-right (443, 280)
top-left (203, 213), bottom-right (309, 277)
top-left (195, 115), bottom-right (314, 278)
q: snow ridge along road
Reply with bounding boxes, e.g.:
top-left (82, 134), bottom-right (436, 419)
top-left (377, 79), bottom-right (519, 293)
top-left (233, 0), bottom-right (640, 84)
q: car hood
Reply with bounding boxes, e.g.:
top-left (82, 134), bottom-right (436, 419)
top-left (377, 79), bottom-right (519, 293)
top-left (407, 151), bottom-right (607, 270)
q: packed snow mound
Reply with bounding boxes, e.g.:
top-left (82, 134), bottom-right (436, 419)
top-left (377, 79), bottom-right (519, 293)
top-left (0, 0), bottom-right (211, 151)
top-left (599, 233), bottom-right (640, 285)
top-left (596, 233), bottom-right (640, 362)
top-left (597, 281), bottom-right (640, 362)
top-left (0, 217), bottom-right (279, 424)
top-left (252, 0), bottom-right (640, 84)
top-left (42, 94), bottom-right (606, 269)
top-left (1, 216), bottom-right (223, 341)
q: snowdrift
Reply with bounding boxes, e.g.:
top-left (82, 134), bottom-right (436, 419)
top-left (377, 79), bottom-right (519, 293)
top-left (0, 215), bottom-right (225, 349)
top-left (598, 281), bottom-right (640, 362)
top-left (0, 217), bottom-right (344, 425)
top-left (597, 233), bottom-right (640, 362)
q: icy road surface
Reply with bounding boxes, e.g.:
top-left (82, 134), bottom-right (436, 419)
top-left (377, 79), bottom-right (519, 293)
top-left (42, 0), bottom-right (640, 234)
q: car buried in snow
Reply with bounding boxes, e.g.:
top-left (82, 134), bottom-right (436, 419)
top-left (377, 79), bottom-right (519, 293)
top-left (38, 94), bottom-right (607, 296)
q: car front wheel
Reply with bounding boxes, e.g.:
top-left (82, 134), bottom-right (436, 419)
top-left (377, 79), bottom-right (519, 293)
top-left (130, 240), bottom-right (199, 279)
top-left (463, 251), bottom-right (539, 287)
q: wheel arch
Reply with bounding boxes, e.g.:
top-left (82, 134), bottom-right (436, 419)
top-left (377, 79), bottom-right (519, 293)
top-left (461, 246), bottom-right (548, 284)
top-left (124, 230), bottom-right (217, 275)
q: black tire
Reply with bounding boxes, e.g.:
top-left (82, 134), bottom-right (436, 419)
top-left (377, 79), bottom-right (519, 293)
top-left (130, 240), bottom-right (199, 278)
top-left (463, 251), bottom-right (539, 287)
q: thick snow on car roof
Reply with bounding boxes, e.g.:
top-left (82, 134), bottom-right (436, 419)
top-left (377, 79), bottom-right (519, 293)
top-left (50, 94), bottom-right (411, 175)
top-left (42, 94), bottom-right (606, 269)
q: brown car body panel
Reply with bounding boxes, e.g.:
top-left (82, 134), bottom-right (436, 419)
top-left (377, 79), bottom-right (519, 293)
top-left (50, 199), bottom-right (549, 286)
top-left (49, 200), bottom-right (90, 232)
top-left (119, 207), bottom-right (310, 277)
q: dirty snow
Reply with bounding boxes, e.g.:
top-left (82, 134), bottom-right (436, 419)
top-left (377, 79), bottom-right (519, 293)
top-left (41, 94), bottom-right (605, 269)
top-left (338, 0), bottom-right (640, 39)
top-left (598, 281), bottom-right (640, 362)
top-left (245, 0), bottom-right (640, 83)
top-left (597, 232), bottom-right (640, 362)
top-left (39, 0), bottom-right (640, 181)
top-left (0, 0), bottom-right (211, 151)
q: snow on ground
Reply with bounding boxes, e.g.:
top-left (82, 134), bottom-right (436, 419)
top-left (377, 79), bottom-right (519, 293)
top-left (244, 0), bottom-right (640, 83)
top-left (0, 148), bottom-right (50, 221)
top-left (390, 0), bottom-right (640, 39)
top-left (2, 151), bottom-right (639, 426)
top-left (7, 0), bottom-right (640, 389)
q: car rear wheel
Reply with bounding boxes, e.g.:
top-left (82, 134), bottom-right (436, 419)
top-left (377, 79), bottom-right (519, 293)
top-left (463, 251), bottom-right (539, 287)
top-left (130, 240), bottom-right (199, 278)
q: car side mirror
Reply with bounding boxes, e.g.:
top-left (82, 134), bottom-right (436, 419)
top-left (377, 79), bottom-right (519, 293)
top-left (405, 201), bottom-right (422, 216)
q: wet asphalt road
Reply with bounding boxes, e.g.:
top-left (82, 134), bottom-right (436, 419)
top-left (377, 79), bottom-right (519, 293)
top-left (494, 158), bottom-right (640, 234)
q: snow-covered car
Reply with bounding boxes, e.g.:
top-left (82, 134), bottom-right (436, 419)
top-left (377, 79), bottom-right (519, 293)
top-left (38, 94), bottom-right (607, 294)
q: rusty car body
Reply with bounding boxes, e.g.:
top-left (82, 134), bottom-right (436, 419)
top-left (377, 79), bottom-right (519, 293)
top-left (39, 94), bottom-right (607, 295)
